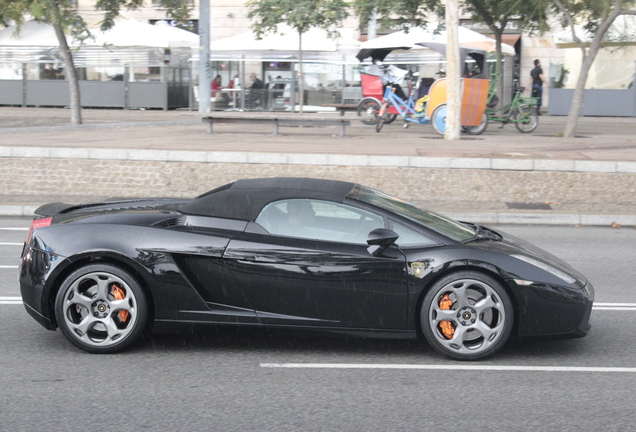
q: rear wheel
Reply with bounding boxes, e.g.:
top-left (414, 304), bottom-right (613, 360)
top-left (463, 113), bottom-right (488, 135)
top-left (357, 98), bottom-right (381, 125)
top-left (385, 114), bottom-right (398, 124)
top-left (420, 271), bottom-right (513, 360)
top-left (514, 105), bottom-right (538, 133)
top-left (431, 103), bottom-right (447, 135)
top-left (55, 264), bottom-right (148, 354)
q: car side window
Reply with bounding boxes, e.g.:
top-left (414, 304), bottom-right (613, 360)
top-left (389, 220), bottom-right (438, 247)
top-left (256, 199), bottom-right (385, 244)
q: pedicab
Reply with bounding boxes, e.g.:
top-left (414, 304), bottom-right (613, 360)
top-left (356, 72), bottom-right (399, 125)
top-left (420, 42), bottom-right (490, 135)
top-left (356, 43), bottom-right (490, 135)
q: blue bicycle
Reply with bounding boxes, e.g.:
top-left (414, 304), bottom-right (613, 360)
top-left (376, 76), bottom-right (430, 133)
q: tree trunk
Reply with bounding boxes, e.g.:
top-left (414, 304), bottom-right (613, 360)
top-left (494, 30), bottom-right (504, 110)
top-left (563, 51), bottom-right (598, 138)
top-left (298, 30), bottom-right (304, 115)
top-left (560, 3), bottom-right (625, 138)
top-left (53, 23), bottom-right (82, 125)
top-left (445, 0), bottom-right (461, 140)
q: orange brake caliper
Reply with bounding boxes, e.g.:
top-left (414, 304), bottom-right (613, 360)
top-left (438, 294), bottom-right (455, 339)
top-left (111, 284), bottom-right (130, 322)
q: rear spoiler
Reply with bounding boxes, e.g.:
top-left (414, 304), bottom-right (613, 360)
top-left (34, 198), bottom-right (190, 217)
top-left (34, 203), bottom-right (76, 217)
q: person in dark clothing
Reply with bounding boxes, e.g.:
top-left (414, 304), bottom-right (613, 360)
top-left (528, 59), bottom-right (546, 114)
top-left (249, 73), bottom-right (264, 89)
top-left (248, 73), bottom-right (264, 107)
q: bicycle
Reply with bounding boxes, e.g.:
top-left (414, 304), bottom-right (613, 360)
top-left (487, 87), bottom-right (539, 133)
top-left (375, 76), bottom-right (430, 133)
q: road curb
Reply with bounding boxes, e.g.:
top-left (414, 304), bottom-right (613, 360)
top-left (1, 145), bottom-right (636, 173)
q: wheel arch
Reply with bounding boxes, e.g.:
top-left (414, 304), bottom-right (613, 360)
top-left (413, 262), bottom-right (520, 339)
top-left (45, 252), bottom-right (155, 330)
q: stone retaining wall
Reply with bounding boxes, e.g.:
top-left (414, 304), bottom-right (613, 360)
top-left (2, 157), bottom-right (635, 208)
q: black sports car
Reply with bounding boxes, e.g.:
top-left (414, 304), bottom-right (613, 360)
top-left (20, 178), bottom-right (593, 360)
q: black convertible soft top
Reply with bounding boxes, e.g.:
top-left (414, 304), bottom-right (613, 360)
top-left (178, 178), bottom-right (356, 221)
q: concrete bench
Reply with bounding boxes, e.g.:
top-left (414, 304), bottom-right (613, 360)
top-left (321, 103), bottom-right (359, 116)
top-left (202, 115), bottom-right (351, 136)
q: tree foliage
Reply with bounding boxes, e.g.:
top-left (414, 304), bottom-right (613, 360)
top-left (462, 0), bottom-right (550, 108)
top-left (95, 0), bottom-right (190, 30)
top-left (552, 0), bottom-right (636, 137)
top-left (0, 0), bottom-right (92, 124)
top-left (247, 0), bottom-right (349, 113)
top-left (351, 0), bottom-right (442, 33)
top-left (0, 0), bottom-right (191, 124)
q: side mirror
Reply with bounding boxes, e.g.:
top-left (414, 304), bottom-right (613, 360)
top-left (366, 228), bottom-right (399, 257)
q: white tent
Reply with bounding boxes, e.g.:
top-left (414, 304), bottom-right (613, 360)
top-left (207, 25), bottom-right (360, 59)
top-left (92, 20), bottom-right (199, 48)
top-left (0, 19), bottom-right (198, 48)
top-left (0, 21), bottom-right (61, 46)
top-left (360, 25), bottom-right (515, 56)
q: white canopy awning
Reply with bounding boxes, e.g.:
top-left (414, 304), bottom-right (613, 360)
top-left (360, 25), bottom-right (515, 56)
top-left (0, 19), bottom-right (198, 48)
top-left (92, 20), bottom-right (199, 48)
top-left (0, 21), bottom-right (60, 46)
top-left (202, 25), bottom-right (360, 61)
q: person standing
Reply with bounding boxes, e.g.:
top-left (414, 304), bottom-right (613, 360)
top-left (529, 59), bottom-right (546, 114)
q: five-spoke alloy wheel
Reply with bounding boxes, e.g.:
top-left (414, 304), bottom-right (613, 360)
top-left (420, 271), bottom-right (513, 360)
top-left (55, 264), bottom-right (148, 353)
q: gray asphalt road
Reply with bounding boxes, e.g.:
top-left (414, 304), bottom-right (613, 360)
top-left (1, 218), bottom-right (635, 431)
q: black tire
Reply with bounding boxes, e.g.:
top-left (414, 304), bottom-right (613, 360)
top-left (431, 103), bottom-right (447, 135)
top-left (384, 114), bottom-right (398, 124)
top-left (463, 113), bottom-right (488, 135)
top-left (420, 271), bottom-right (513, 360)
top-left (375, 116), bottom-right (384, 132)
top-left (514, 105), bottom-right (538, 133)
top-left (357, 98), bottom-right (381, 125)
top-left (487, 94), bottom-right (498, 109)
top-left (55, 264), bottom-right (148, 354)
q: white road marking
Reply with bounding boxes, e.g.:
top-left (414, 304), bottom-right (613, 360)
top-left (0, 265), bottom-right (18, 269)
top-left (595, 303), bottom-right (636, 306)
top-left (0, 228), bottom-right (28, 231)
top-left (0, 297), bottom-right (22, 305)
top-left (260, 363), bottom-right (636, 373)
top-left (0, 242), bottom-right (23, 246)
top-left (594, 303), bottom-right (636, 311)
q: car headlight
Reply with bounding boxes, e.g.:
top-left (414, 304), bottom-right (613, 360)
top-left (511, 254), bottom-right (577, 284)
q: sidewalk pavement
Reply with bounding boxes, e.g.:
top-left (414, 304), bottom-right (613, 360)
top-left (1, 107), bottom-right (636, 225)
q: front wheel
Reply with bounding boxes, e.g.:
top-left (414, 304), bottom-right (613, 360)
top-left (357, 98), bottom-right (381, 125)
top-left (463, 113), bottom-right (488, 135)
top-left (384, 114), bottom-right (398, 124)
top-left (55, 264), bottom-right (148, 354)
top-left (420, 271), bottom-right (513, 360)
top-left (514, 105), bottom-right (538, 133)
top-left (375, 116), bottom-right (384, 132)
top-left (431, 103), bottom-right (447, 135)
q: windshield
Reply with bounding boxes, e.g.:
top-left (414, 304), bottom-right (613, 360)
top-left (347, 185), bottom-right (476, 242)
